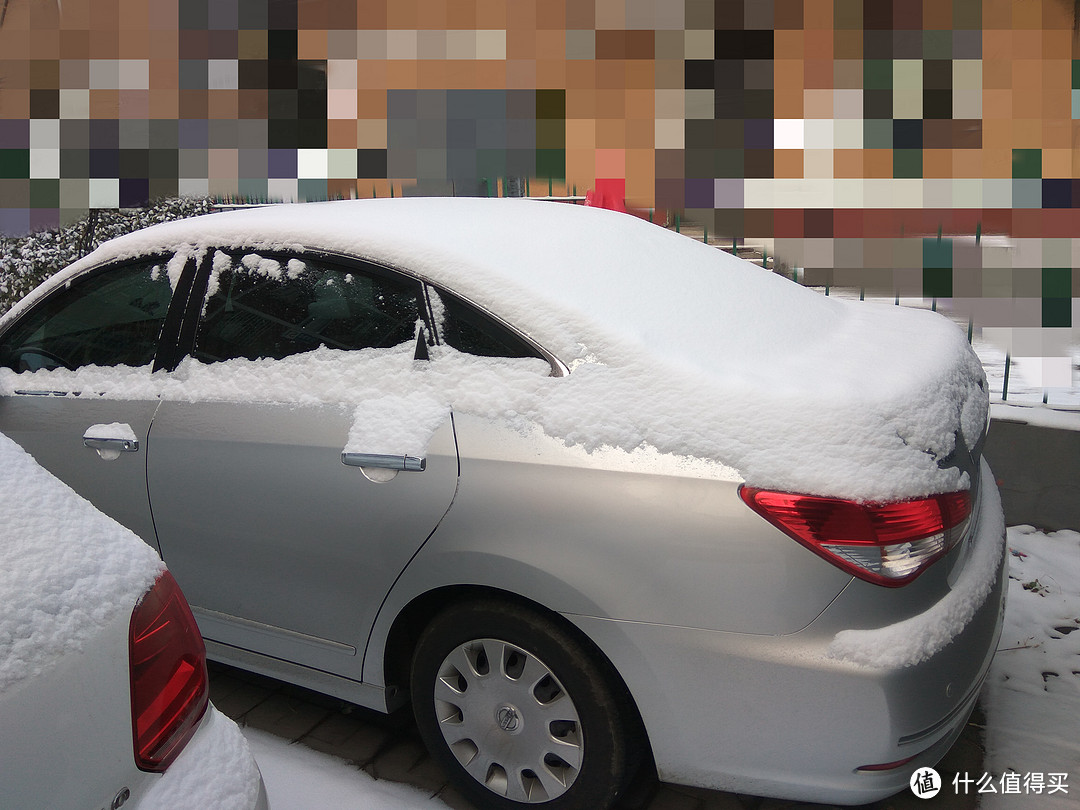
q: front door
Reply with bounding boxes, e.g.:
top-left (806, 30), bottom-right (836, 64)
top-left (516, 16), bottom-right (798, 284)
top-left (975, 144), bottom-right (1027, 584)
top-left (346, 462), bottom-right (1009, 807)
top-left (0, 255), bottom-right (191, 547)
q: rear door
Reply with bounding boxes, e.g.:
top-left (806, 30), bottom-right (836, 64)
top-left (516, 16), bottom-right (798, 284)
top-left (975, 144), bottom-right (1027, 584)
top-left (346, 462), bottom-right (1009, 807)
top-left (145, 251), bottom-right (458, 679)
top-left (0, 254), bottom-right (194, 546)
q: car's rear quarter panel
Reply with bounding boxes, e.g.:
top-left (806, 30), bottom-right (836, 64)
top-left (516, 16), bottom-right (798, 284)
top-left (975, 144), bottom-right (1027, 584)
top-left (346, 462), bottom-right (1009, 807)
top-left (365, 413), bottom-right (853, 682)
top-left (0, 610), bottom-right (157, 810)
top-left (409, 414), bottom-right (850, 626)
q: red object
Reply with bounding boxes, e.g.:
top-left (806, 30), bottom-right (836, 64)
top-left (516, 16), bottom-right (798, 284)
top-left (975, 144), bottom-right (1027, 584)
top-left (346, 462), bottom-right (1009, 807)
top-left (585, 178), bottom-right (627, 213)
top-left (856, 754), bottom-right (920, 771)
top-left (129, 570), bottom-right (209, 772)
top-left (740, 487), bottom-right (972, 587)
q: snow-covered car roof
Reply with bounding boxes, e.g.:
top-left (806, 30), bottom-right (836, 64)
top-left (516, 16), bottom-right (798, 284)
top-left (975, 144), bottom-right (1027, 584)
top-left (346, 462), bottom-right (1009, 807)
top-left (0, 431), bottom-right (164, 695)
top-left (1, 199), bottom-right (988, 502)
top-left (5, 197), bottom-right (841, 370)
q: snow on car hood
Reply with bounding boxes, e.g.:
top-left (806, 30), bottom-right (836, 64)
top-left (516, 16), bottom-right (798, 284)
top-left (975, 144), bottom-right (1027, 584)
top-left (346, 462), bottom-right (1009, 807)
top-left (0, 432), bottom-right (164, 695)
top-left (0, 198), bottom-right (988, 501)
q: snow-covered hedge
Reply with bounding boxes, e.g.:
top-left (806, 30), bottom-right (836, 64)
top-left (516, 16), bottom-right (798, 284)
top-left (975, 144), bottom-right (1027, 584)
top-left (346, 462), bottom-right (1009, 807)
top-left (0, 197), bottom-right (216, 316)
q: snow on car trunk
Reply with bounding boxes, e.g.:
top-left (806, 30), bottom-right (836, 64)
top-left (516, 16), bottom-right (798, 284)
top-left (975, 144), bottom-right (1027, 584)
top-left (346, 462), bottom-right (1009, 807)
top-left (0, 431), bottom-right (164, 694)
top-left (0, 198), bottom-right (989, 502)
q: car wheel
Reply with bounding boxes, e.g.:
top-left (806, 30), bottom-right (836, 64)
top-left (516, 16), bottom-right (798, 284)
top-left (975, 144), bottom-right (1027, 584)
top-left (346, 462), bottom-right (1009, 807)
top-left (411, 600), bottom-right (640, 810)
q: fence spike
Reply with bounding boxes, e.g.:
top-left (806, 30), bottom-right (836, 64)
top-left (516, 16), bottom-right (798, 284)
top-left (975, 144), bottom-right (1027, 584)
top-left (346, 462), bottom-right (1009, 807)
top-left (1002, 351), bottom-right (1011, 401)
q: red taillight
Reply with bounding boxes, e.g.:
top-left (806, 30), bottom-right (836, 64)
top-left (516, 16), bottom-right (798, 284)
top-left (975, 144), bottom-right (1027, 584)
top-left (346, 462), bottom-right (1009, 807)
top-left (740, 487), bottom-right (972, 587)
top-left (129, 570), bottom-right (208, 772)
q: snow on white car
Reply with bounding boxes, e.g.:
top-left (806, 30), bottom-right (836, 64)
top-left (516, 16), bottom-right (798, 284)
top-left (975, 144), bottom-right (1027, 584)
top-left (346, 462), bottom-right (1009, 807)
top-left (0, 198), bottom-right (1005, 807)
top-left (0, 431), bottom-right (267, 810)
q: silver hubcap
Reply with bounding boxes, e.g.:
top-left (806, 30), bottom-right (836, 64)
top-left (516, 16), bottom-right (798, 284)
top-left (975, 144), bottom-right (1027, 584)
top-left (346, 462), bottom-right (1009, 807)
top-left (433, 638), bottom-right (583, 803)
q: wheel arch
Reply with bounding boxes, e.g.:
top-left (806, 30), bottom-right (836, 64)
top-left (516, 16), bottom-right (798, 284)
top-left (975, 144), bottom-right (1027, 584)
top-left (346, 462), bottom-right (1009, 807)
top-left (380, 584), bottom-right (653, 766)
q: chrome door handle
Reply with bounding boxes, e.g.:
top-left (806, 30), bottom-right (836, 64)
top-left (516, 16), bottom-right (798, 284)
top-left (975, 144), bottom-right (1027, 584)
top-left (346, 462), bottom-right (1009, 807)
top-left (83, 436), bottom-right (139, 453)
top-left (341, 452), bottom-right (426, 472)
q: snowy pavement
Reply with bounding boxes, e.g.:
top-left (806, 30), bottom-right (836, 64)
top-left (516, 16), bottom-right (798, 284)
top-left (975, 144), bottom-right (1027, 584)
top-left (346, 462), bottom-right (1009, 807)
top-left (982, 527), bottom-right (1080, 810)
top-left (210, 525), bottom-right (1079, 810)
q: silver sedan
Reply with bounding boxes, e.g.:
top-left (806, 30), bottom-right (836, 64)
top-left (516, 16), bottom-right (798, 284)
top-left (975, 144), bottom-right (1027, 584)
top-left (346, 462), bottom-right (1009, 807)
top-left (0, 198), bottom-right (1006, 808)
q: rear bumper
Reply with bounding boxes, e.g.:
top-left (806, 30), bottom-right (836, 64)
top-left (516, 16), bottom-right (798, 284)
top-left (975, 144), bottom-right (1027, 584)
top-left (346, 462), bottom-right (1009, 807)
top-left (136, 706), bottom-right (269, 810)
top-left (567, 464), bottom-right (1007, 805)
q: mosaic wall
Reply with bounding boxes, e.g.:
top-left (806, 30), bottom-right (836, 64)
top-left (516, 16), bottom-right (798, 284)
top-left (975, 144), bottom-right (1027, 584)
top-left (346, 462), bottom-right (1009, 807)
top-left (0, 0), bottom-right (1077, 390)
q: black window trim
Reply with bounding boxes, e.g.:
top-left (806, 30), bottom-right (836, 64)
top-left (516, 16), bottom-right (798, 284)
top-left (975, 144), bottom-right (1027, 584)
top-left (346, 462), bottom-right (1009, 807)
top-left (420, 283), bottom-right (568, 377)
top-left (154, 253), bottom-right (200, 372)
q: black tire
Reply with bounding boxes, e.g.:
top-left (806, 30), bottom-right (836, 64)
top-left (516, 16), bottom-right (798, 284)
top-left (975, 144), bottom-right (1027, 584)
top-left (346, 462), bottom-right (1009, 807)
top-left (410, 600), bottom-right (641, 810)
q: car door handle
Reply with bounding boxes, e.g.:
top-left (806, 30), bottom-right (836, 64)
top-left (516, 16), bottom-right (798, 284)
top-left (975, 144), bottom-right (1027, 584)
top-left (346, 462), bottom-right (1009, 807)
top-left (83, 436), bottom-right (140, 453)
top-left (341, 452), bottom-right (426, 472)
top-left (83, 424), bottom-right (140, 459)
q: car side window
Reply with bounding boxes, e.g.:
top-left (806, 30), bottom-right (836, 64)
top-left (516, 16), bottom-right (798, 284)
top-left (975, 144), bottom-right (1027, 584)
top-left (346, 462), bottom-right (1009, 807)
top-left (0, 258), bottom-right (176, 372)
top-left (428, 286), bottom-right (546, 362)
top-left (193, 252), bottom-right (424, 363)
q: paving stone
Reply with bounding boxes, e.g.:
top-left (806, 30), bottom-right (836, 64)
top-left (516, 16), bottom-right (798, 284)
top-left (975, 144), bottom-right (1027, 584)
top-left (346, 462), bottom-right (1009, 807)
top-left (642, 783), bottom-right (705, 810)
top-left (761, 801), bottom-right (839, 810)
top-left (431, 784), bottom-right (483, 810)
top-left (657, 784), bottom-right (747, 810)
top-left (208, 670), bottom-right (278, 720)
top-left (366, 738), bottom-right (449, 794)
top-left (240, 691), bottom-right (335, 741)
top-left (300, 711), bottom-right (392, 764)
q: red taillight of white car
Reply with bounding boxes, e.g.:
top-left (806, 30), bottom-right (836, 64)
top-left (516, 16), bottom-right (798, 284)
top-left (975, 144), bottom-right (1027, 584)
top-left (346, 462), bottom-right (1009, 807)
top-left (739, 487), bottom-right (972, 587)
top-left (129, 570), bottom-right (209, 772)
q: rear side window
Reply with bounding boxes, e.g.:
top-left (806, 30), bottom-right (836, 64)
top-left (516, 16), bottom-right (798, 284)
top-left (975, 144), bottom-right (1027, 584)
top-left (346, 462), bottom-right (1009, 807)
top-left (0, 258), bottom-right (175, 372)
top-left (194, 252), bottom-right (424, 363)
top-left (429, 286), bottom-right (546, 361)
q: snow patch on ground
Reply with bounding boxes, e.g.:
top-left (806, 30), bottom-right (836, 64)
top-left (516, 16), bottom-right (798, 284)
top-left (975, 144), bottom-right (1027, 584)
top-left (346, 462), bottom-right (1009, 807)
top-left (241, 727), bottom-right (449, 809)
top-left (0, 432), bottom-right (164, 695)
top-left (981, 525), bottom-right (1080, 809)
top-left (990, 402), bottom-right (1080, 432)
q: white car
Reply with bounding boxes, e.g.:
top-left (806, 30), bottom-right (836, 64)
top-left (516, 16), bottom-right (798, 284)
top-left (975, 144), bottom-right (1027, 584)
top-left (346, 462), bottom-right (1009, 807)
top-left (0, 430), bottom-right (268, 810)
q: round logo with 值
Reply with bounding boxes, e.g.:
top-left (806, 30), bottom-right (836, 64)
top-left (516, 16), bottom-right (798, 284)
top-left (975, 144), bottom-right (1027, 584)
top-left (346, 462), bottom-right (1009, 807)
top-left (910, 767), bottom-right (941, 798)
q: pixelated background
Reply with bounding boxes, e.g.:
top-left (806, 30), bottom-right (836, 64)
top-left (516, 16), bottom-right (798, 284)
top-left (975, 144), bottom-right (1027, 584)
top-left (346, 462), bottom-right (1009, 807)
top-left (0, 0), bottom-right (1077, 395)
